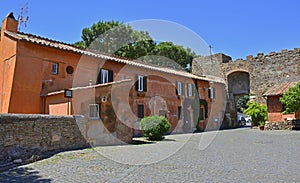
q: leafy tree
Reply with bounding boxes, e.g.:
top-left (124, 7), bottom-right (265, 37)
top-left (244, 101), bottom-right (268, 126)
top-left (151, 42), bottom-right (196, 69)
top-left (280, 82), bottom-right (300, 114)
top-left (75, 21), bottom-right (197, 71)
top-left (236, 95), bottom-right (250, 113)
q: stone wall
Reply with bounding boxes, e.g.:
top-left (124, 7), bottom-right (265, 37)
top-left (0, 114), bottom-right (88, 163)
top-left (193, 48), bottom-right (300, 104)
top-left (193, 48), bottom-right (300, 127)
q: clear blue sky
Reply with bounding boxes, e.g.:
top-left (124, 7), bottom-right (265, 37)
top-left (1, 0), bottom-right (300, 60)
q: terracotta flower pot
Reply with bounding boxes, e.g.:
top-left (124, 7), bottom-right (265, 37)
top-left (259, 125), bottom-right (265, 131)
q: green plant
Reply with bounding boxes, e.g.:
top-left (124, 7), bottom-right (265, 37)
top-left (244, 101), bottom-right (268, 126)
top-left (259, 121), bottom-right (265, 126)
top-left (140, 116), bottom-right (171, 141)
top-left (280, 82), bottom-right (300, 114)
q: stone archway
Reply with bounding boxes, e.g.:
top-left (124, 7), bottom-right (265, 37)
top-left (227, 71), bottom-right (250, 127)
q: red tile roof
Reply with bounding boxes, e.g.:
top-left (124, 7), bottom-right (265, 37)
top-left (263, 82), bottom-right (299, 96)
top-left (4, 30), bottom-right (225, 84)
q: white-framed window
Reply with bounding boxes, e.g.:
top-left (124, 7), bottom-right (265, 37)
top-left (98, 69), bottom-right (113, 84)
top-left (51, 63), bottom-right (58, 75)
top-left (136, 75), bottom-right (147, 92)
top-left (208, 87), bottom-right (215, 99)
top-left (89, 104), bottom-right (100, 120)
top-left (177, 81), bottom-right (182, 96)
top-left (101, 69), bottom-right (109, 84)
top-left (188, 83), bottom-right (194, 96)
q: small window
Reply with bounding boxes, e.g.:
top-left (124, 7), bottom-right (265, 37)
top-left (176, 82), bottom-right (184, 96)
top-left (51, 63), bottom-right (58, 75)
top-left (208, 87), bottom-right (215, 99)
top-left (97, 69), bottom-right (113, 84)
top-left (178, 106), bottom-right (182, 120)
top-left (199, 107), bottom-right (205, 120)
top-left (89, 104), bottom-right (100, 120)
top-left (102, 69), bottom-right (109, 83)
top-left (137, 104), bottom-right (144, 118)
top-left (159, 110), bottom-right (167, 118)
top-left (136, 75), bottom-right (147, 92)
top-left (66, 66), bottom-right (74, 74)
top-left (188, 83), bottom-right (194, 97)
top-left (176, 82), bottom-right (182, 96)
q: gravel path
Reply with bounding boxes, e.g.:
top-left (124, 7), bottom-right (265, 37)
top-left (1, 128), bottom-right (300, 182)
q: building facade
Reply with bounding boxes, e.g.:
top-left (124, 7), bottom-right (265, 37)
top-left (263, 82), bottom-right (299, 122)
top-left (0, 13), bottom-right (226, 144)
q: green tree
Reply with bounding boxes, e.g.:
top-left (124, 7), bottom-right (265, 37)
top-left (280, 82), bottom-right (300, 114)
top-left (151, 42), bottom-right (196, 70)
top-left (244, 101), bottom-right (268, 126)
top-left (236, 95), bottom-right (250, 113)
top-left (75, 21), bottom-right (197, 71)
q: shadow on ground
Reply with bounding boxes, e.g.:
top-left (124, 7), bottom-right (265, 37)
top-left (0, 167), bottom-right (52, 183)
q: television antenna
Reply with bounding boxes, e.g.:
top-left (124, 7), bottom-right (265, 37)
top-left (18, 2), bottom-right (29, 31)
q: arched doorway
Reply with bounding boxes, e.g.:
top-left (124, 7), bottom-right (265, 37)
top-left (227, 71), bottom-right (250, 127)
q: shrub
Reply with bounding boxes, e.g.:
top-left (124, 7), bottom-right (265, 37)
top-left (140, 116), bottom-right (171, 141)
top-left (244, 101), bottom-right (268, 126)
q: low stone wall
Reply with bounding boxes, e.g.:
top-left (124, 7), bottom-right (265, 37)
top-left (0, 114), bottom-right (88, 163)
top-left (264, 120), bottom-right (293, 130)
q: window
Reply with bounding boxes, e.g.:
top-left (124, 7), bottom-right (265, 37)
top-left (199, 107), bottom-right (205, 120)
top-left (52, 63), bottom-right (58, 75)
top-left (137, 104), bottom-right (144, 118)
top-left (97, 69), bottom-right (113, 84)
top-left (66, 66), bottom-right (74, 74)
top-left (136, 75), bottom-right (147, 92)
top-left (159, 110), bottom-right (167, 118)
top-left (176, 82), bottom-right (185, 96)
top-left (188, 83), bottom-right (194, 97)
top-left (176, 82), bottom-right (182, 96)
top-left (208, 87), bottom-right (215, 99)
top-left (89, 104), bottom-right (100, 120)
top-left (102, 69), bottom-right (108, 83)
top-left (178, 106), bottom-right (182, 119)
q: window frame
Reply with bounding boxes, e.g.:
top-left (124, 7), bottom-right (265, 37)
top-left (137, 104), bottom-right (144, 119)
top-left (188, 83), bottom-right (194, 97)
top-left (208, 87), bottom-right (215, 99)
top-left (97, 69), bottom-right (113, 84)
top-left (51, 63), bottom-right (58, 75)
top-left (136, 75), bottom-right (147, 92)
top-left (138, 75), bottom-right (144, 92)
top-left (178, 106), bottom-right (182, 120)
top-left (101, 69), bottom-right (109, 84)
top-left (177, 82), bottom-right (182, 96)
top-left (89, 104), bottom-right (100, 120)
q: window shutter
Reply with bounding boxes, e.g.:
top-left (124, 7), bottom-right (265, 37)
top-left (143, 76), bottom-right (147, 92)
top-left (175, 81), bottom-right (179, 95)
top-left (108, 70), bottom-right (113, 82)
top-left (182, 83), bottom-right (185, 96)
top-left (135, 75), bottom-right (139, 91)
top-left (97, 69), bottom-right (102, 84)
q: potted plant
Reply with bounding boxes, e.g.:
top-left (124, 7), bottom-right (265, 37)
top-left (259, 121), bottom-right (265, 131)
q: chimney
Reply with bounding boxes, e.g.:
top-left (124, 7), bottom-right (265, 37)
top-left (1, 12), bottom-right (18, 32)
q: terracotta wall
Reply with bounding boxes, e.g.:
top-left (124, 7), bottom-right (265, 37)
top-left (267, 96), bottom-right (295, 122)
top-left (0, 19), bottom-right (18, 113)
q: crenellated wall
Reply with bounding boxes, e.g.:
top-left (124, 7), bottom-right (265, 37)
top-left (193, 48), bottom-right (300, 127)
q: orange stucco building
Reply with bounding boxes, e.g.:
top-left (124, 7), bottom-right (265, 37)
top-left (0, 13), bottom-right (227, 141)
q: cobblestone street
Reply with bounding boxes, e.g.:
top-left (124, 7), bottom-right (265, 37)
top-left (1, 128), bottom-right (300, 182)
